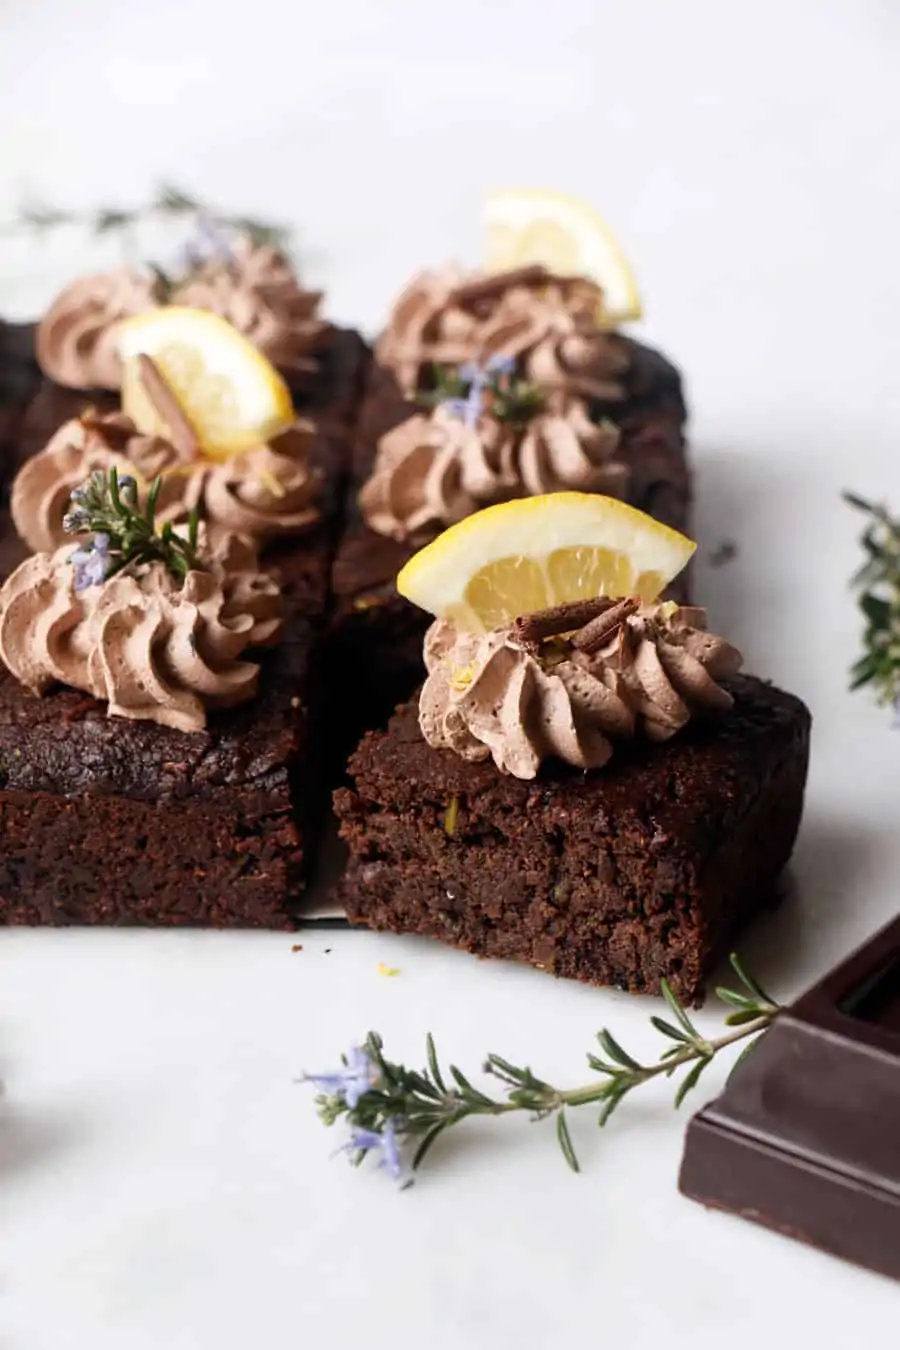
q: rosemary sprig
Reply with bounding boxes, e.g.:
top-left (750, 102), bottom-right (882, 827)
top-left (64, 467), bottom-right (200, 591)
top-left (1, 181), bottom-right (293, 255)
top-left (844, 490), bottom-right (900, 706)
top-left (419, 357), bottom-right (546, 427)
top-left (300, 954), bottom-right (780, 1183)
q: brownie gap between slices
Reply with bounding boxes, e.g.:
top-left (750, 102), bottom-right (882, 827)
top-left (329, 336), bottom-right (693, 748)
top-left (0, 322), bottom-right (42, 490)
top-left (334, 677), bottom-right (811, 1004)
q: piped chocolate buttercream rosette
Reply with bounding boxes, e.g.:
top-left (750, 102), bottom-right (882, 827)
top-left (0, 467), bottom-right (284, 733)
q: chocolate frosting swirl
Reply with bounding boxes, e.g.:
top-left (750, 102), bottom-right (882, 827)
top-left (11, 412), bottom-right (184, 554)
top-left (0, 531), bottom-right (282, 733)
top-left (359, 403), bottom-right (625, 543)
top-left (11, 412), bottom-right (321, 554)
top-left (479, 284), bottom-right (629, 406)
top-left (419, 603), bottom-right (743, 779)
top-left (173, 237), bottom-right (333, 383)
top-left (376, 265), bottom-right (628, 403)
top-left (199, 424), bottom-right (322, 542)
top-left (37, 269), bottom-right (162, 389)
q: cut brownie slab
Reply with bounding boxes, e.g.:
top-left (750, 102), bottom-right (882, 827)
top-left (0, 290), bottom-right (369, 928)
top-left (0, 322), bottom-right (42, 488)
top-left (330, 337), bottom-right (691, 745)
top-left (0, 615), bottom-right (314, 929)
top-left (334, 678), bottom-right (811, 1004)
top-left (0, 367), bottom-right (357, 925)
top-left (0, 460), bottom-right (343, 929)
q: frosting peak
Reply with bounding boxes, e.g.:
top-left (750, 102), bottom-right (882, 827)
top-left (11, 412), bottom-right (184, 554)
top-left (37, 269), bottom-right (162, 389)
top-left (419, 601), bottom-right (743, 779)
top-left (173, 235), bottom-right (332, 384)
top-left (359, 403), bottom-right (625, 543)
top-left (10, 412), bottom-right (321, 555)
top-left (0, 530), bottom-right (282, 733)
top-left (376, 264), bottom-right (628, 404)
top-left (200, 424), bottom-right (322, 541)
top-left (37, 239), bottom-right (333, 393)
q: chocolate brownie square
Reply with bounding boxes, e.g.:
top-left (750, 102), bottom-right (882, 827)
top-left (0, 419), bottom-right (350, 928)
top-left (334, 678), bottom-right (811, 1004)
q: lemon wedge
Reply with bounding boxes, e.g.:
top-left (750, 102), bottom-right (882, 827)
top-left (484, 189), bottom-right (642, 326)
top-left (117, 307), bottom-right (294, 461)
top-left (397, 493), bottom-right (695, 631)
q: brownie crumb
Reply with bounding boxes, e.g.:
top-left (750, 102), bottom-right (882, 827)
top-left (709, 540), bottom-right (739, 567)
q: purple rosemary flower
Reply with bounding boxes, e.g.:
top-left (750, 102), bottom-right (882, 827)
top-left (70, 532), bottom-right (112, 592)
top-left (62, 505), bottom-right (90, 535)
top-left (302, 1045), bottom-right (378, 1108)
top-left (439, 396), bottom-right (474, 422)
top-left (457, 360), bottom-right (484, 385)
top-left (116, 474), bottom-right (138, 507)
top-left (487, 353), bottom-right (516, 376)
top-left (69, 475), bottom-right (98, 507)
top-left (458, 354), bottom-right (515, 381)
top-left (176, 214), bottom-right (234, 274)
top-left (444, 368), bottom-right (488, 427)
top-left (443, 355), bottom-right (519, 427)
top-left (343, 1119), bottom-right (405, 1179)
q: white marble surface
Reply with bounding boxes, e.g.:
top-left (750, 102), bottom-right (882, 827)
top-left (2, 0), bottom-right (900, 1345)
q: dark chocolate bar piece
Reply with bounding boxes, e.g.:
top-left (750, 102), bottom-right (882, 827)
top-left (679, 914), bottom-right (900, 1281)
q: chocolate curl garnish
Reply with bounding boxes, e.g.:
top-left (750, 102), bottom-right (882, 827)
top-left (448, 265), bottom-right (550, 307)
top-left (78, 407), bottom-right (143, 455)
top-left (514, 596), bottom-right (614, 648)
top-left (571, 597), bottom-right (640, 655)
top-left (136, 354), bottom-right (200, 461)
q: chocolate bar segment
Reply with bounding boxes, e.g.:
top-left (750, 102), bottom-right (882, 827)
top-left (679, 914), bottom-right (900, 1281)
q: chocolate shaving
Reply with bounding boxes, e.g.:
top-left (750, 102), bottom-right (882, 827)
top-left (514, 596), bottom-right (614, 647)
top-left (78, 408), bottom-right (140, 454)
top-left (448, 265), bottom-right (550, 308)
top-left (136, 354), bottom-right (199, 461)
top-left (571, 597), bottom-right (640, 654)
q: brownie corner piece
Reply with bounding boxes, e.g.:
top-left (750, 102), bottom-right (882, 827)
top-left (0, 622), bottom-right (321, 928)
top-left (334, 677), bottom-right (811, 1003)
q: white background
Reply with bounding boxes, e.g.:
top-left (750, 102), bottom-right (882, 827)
top-left (2, 0), bottom-right (900, 1345)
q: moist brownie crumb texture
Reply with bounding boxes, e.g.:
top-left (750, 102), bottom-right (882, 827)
top-left (0, 325), bottom-right (370, 928)
top-left (334, 680), bottom-right (811, 1004)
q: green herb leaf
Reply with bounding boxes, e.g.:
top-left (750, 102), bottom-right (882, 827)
top-left (95, 209), bottom-right (132, 235)
top-left (556, 1109), bottom-right (580, 1172)
top-left (674, 1057), bottom-right (709, 1109)
top-left (660, 980), bottom-right (701, 1040)
top-left (595, 1029), bottom-right (642, 1071)
top-left (843, 490), bottom-right (875, 513)
top-left (412, 1121), bottom-right (449, 1170)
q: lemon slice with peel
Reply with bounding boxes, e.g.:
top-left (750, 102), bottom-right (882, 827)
top-left (485, 189), bottom-right (642, 326)
top-left (117, 307), bottom-right (294, 461)
top-left (397, 493), bottom-right (695, 631)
